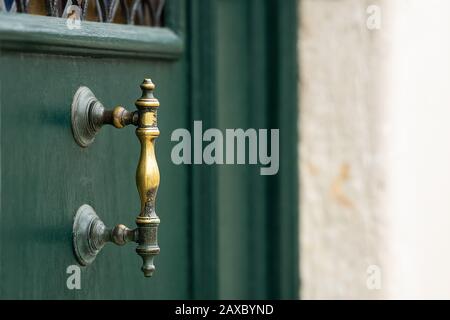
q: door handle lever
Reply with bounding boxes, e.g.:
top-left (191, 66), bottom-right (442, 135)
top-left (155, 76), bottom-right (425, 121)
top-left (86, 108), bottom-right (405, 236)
top-left (71, 79), bottom-right (160, 277)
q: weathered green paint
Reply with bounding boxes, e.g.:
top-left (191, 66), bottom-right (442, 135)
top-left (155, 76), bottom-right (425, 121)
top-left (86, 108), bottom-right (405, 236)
top-left (188, 0), bottom-right (220, 299)
top-left (0, 53), bottom-right (189, 299)
top-left (189, 0), bottom-right (299, 299)
top-left (216, 0), bottom-right (253, 299)
top-left (0, 2), bottom-right (189, 298)
top-left (266, 0), bottom-right (300, 299)
top-left (0, 13), bottom-right (183, 60)
top-left (0, 0), bottom-right (298, 299)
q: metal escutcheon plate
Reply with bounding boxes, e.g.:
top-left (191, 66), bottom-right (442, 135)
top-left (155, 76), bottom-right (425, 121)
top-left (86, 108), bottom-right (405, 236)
top-left (73, 204), bottom-right (101, 266)
top-left (71, 87), bottom-right (99, 148)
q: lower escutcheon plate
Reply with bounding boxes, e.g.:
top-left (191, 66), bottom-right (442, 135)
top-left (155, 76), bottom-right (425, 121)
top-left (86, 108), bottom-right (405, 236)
top-left (73, 204), bottom-right (102, 266)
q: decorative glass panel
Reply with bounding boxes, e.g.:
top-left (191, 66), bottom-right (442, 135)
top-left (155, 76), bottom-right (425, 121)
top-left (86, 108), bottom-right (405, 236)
top-left (0, 0), bottom-right (166, 26)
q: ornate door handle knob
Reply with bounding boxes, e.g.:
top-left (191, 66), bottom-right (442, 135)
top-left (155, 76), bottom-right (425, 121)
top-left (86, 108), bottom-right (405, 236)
top-left (71, 79), bottom-right (160, 277)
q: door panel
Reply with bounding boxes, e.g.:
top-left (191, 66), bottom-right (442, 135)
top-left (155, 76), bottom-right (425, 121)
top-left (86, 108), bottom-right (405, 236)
top-left (0, 46), bottom-right (188, 299)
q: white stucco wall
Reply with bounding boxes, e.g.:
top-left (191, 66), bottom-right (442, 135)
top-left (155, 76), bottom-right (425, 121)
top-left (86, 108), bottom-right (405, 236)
top-left (299, 0), bottom-right (450, 299)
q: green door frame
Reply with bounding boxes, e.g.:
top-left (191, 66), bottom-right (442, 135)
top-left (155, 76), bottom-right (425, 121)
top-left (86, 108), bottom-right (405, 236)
top-left (187, 0), bottom-right (299, 299)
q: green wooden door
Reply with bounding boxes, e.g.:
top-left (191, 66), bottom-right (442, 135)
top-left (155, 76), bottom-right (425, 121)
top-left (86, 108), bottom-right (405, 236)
top-left (0, 0), bottom-right (298, 299)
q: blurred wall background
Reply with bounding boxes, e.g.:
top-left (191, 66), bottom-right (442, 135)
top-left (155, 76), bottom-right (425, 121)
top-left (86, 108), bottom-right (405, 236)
top-left (298, 0), bottom-right (450, 299)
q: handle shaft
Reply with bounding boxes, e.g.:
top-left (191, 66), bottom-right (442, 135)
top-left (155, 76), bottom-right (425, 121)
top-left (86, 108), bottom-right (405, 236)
top-left (134, 79), bottom-right (161, 277)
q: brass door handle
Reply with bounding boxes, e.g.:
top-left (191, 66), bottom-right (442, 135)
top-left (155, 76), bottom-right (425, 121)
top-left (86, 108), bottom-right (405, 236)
top-left (71, 79), bottom-right (160, 277)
